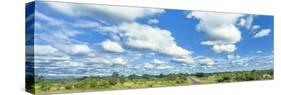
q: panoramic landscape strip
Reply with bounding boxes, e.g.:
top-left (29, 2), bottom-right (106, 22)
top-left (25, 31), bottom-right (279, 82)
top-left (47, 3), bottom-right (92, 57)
top-left (26, 1), bottom-right (273, 94)
top-left (27, 70), bottom-right (273, 94)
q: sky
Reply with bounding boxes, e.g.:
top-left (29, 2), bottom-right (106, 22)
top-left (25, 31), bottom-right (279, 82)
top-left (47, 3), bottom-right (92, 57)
top-left (26, 1), bottom-right (273, 79)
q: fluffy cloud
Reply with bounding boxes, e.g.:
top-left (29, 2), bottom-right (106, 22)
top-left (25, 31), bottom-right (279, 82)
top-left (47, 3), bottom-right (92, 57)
top-left (188, 12), bottom-right (242, 33)
top-left (89, 57), bottom-right (127, 65)
top-left (112, 57), bottom-right (127, 65)
top-left (44, 2), bottom-right (164, 22)
top-left (151, 59), bottom-right (165, 65)
top-left (253, 29), bottom-right (271, 38)
top-left (26, 45), bottom-right (60, 56)
top-left (68, 44), bottom-right (92, 55)
top-left (147, 19), bottom-right (159, 24)
top-left (212, 44), bottom-right (236, 53)
top-left (118, 22), bottom-right (192, 56)
top-left (144, 63), bottom-right (154, 69)
top-left (172, 56), bottom-right (194, 63)
top-left (143, 59), bottom-right (171, 69)
top-left (207, 25), bottom-right (241, 44)
top-left (227, 54), bottom-right (240, 60)
top-left (46, 44), bottom-right (93, 56)
top-left (195, 56), bottom-right (215, 65)
top-left (101, 40), bottom-right (124, 53)
top-left (187, 11), bottom-right (243, 53)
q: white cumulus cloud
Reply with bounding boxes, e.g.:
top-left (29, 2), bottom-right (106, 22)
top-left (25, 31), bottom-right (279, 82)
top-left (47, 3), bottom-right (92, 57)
top-left (117, 22), bottom-right (192, 56)
top-left (69, 44), bottom-right (92, 55)
top-left (101, 40), bottom-right (124, 53)
top-left (212, 44), bottom-right (236, 54)
top-left (187, 11), bottom-right (243, 53)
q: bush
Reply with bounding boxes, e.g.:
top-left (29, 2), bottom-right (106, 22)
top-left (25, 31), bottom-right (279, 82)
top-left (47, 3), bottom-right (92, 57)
top-left (65, 85), bottom-right (72, 90)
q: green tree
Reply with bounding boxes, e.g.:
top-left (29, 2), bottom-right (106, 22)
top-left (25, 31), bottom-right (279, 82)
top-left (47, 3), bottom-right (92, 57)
top-left (109, 72), bottom-right (120, 85)
top-left (112, 72), bottom-right (119, 78)
top-left (119, 77), bottom-right (126, 84)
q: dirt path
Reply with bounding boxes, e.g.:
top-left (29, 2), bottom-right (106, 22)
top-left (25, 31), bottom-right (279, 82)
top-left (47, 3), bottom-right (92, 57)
top-left (188, 77), bottom-right (201, 85)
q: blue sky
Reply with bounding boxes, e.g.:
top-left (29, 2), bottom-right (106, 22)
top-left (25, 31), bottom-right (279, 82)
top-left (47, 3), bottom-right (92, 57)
top-left (26, 1), bottom-right (273, 78)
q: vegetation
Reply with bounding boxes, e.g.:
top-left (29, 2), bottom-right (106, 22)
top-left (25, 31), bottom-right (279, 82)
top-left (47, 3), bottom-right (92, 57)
top-left (26, 69), bottom-right (273, 94)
